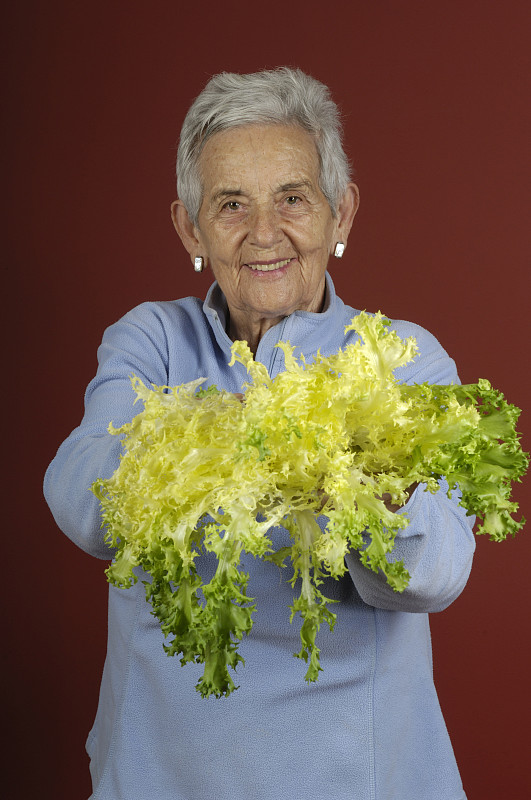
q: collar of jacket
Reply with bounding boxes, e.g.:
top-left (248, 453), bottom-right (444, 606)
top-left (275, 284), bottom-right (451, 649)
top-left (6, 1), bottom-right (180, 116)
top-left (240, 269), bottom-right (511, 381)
top-left (202, 272), bottom-right (358, 379)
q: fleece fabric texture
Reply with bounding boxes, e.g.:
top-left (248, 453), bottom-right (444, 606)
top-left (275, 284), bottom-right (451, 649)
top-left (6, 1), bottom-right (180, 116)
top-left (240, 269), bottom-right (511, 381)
top-left (44, 273), bottom-right (474, 800)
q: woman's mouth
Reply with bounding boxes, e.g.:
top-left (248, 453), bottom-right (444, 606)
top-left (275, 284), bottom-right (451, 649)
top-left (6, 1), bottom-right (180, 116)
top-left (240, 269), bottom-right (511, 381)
top-left (246, 258), bottom-right (293, 272)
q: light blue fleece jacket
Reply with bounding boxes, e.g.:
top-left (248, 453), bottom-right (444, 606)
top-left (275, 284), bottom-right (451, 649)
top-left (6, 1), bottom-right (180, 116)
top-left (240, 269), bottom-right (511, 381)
top-left (44, 274), bottom-right (474, 800)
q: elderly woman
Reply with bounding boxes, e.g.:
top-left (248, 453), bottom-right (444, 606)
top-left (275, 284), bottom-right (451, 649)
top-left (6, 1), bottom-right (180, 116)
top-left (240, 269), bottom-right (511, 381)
top-left (44, 68), bottom-right (474, 800)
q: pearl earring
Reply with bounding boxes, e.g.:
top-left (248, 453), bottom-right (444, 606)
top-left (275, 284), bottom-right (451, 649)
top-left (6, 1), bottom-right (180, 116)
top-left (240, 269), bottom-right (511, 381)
top-left (334, 242), bottom-right (345, 258)
top-left (194, 257), bottom-right (204, 273)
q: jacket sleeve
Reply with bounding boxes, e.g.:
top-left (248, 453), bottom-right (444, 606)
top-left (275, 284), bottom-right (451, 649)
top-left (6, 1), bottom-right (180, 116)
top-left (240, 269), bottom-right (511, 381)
top-left (43, 304), bottom-right (171, 559)
top-left (344, 321), bottom-right (476, 613)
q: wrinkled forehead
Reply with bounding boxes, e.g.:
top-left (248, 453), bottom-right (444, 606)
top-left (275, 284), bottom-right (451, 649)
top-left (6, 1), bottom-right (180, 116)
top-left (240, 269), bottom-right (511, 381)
top-left (198, 123), bottom-right (321, 197)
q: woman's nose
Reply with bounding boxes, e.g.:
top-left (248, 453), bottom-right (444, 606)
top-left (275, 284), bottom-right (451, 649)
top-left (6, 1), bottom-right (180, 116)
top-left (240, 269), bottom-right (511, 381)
top-left (248, 205), bottom-right (283, 248)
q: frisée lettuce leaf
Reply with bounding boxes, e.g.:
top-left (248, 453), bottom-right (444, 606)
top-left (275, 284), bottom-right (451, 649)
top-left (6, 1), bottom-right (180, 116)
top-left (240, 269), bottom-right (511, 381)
top-left (92, 312), bottom-right (528, 697)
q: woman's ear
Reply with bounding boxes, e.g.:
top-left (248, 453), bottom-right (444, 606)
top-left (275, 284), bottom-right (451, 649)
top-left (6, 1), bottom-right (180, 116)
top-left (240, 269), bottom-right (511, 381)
top-left (336, 183), bottom-right (360, 245)
top-left (170, 200), bottom-right (201, 262)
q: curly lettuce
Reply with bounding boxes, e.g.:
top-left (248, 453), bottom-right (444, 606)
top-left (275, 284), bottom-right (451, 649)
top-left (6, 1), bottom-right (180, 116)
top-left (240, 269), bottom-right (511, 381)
top-left (92, 312), bottom-right (528, 697)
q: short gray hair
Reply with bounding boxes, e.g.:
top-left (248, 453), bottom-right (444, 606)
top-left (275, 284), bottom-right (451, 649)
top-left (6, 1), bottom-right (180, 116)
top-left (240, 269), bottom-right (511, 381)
top-left (176, 67), bottom-right (352, 225)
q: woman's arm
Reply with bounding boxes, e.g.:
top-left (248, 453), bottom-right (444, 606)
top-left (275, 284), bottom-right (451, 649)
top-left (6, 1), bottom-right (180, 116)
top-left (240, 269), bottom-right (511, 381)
top-left (343, 320), bottom-right (476, 612)
top-left (43, 304), bottom-right (171, 559)
top-left (345, 481), bottom-right (476, 612)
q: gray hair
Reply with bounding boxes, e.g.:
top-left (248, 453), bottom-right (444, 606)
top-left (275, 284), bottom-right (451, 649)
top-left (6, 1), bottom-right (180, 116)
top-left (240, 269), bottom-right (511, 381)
top-left (176, 67), bottom-right (352, 225)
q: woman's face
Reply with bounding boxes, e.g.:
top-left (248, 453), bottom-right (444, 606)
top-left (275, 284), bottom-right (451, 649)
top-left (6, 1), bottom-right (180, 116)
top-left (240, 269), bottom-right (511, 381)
top-left (174, 124), bottom-right (358, 339)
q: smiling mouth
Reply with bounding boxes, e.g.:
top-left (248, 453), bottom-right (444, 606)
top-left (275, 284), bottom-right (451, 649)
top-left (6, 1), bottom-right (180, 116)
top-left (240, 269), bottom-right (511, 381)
top-left (246, 258), bottom-right (293, 272)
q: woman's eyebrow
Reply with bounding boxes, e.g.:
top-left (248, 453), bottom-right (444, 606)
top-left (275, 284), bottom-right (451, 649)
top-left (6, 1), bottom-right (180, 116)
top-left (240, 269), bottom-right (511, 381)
top-left (211, 188), bottom-right (244, 203)
top-left (277, 180), bottom-right (314, 193)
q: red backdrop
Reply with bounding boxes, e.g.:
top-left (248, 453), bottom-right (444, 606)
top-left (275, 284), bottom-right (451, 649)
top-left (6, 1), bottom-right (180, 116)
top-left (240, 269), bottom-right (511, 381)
top-left (5, 1), bottom-right (530, 797)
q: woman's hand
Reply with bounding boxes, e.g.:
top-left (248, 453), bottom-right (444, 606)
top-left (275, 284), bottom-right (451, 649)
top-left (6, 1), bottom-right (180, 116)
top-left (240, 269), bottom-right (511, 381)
top-left (317, 483), bottom-right (419, 515)
top-left (379, 483), bottom-right (419, 513)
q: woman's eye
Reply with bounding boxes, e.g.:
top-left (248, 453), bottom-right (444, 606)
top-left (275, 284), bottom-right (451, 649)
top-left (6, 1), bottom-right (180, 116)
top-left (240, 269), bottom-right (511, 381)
top-left (224, 201), bottom-right (241, 211)
top-left (285, 195), bottom-right (301, 205)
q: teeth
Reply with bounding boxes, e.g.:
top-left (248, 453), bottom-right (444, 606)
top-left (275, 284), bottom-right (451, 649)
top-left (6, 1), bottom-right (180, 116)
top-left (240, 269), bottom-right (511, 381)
top-left (248, 259), bottom-right (291, 271)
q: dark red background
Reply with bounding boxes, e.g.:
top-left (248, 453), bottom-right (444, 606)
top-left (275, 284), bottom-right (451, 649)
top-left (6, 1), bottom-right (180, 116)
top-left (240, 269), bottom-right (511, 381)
top-left (4, 1), bottom-right (530, 797)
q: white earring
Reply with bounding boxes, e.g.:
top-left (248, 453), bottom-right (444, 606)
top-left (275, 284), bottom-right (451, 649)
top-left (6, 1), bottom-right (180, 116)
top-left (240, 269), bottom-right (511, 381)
top-left (334, 242), bottom-right (345, 258)
top-left (194, 257), bottom-right (204, 273)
